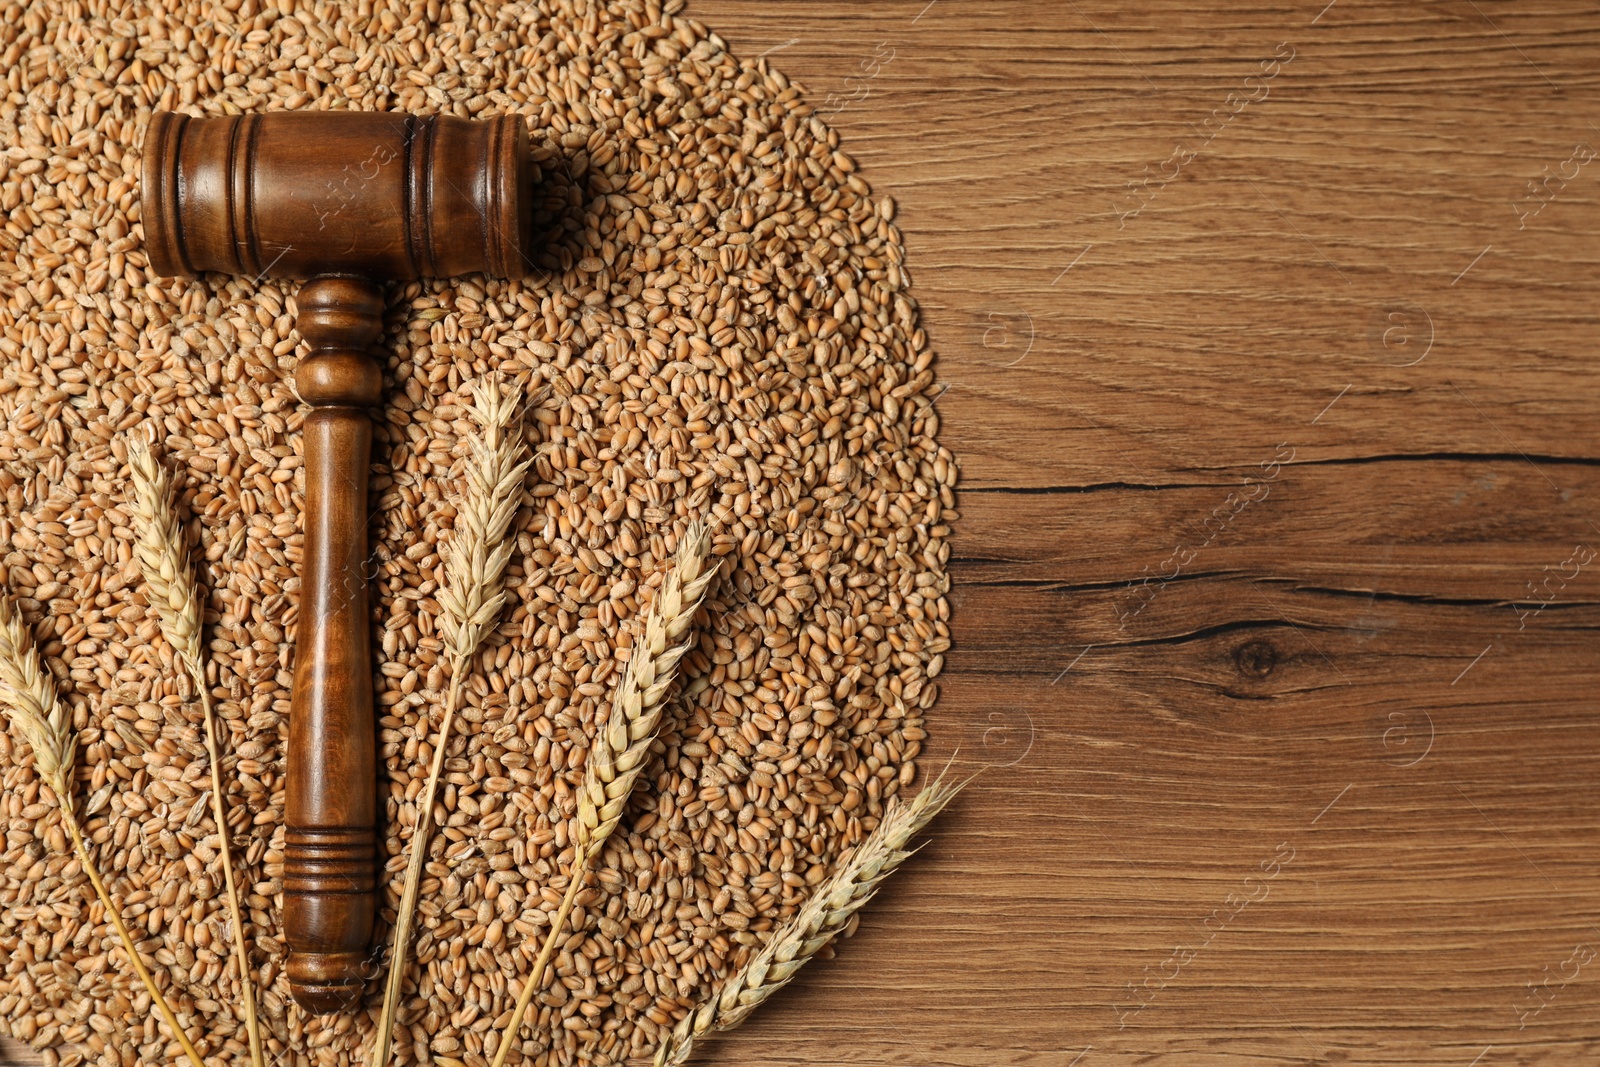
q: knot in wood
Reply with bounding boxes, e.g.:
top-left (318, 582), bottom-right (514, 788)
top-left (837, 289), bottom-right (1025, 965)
top-left (1233, 638), bottom-right (1278, 679)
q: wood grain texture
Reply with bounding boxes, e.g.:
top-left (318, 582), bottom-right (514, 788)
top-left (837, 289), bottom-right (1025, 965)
top-left (670, 2), bottom-right (1600, 1066)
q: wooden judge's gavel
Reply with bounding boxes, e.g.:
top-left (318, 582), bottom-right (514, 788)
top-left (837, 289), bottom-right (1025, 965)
top-left (141, 110), bottom-right (533, 1013)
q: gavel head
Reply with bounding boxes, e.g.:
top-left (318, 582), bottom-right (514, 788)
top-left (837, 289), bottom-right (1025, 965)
top-left (142, 110), bottom-right (532, 281)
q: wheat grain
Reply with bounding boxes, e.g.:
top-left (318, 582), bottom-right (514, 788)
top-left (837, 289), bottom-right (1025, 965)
top-left (126, 433), bottom-right (265, 1067)
top-left (0, 594), bottom-right (208, 1067)
top-left (490, 521), bottom-right (715, 1067)
top-left (652, 764), bottom-right (969, 1067)
top-left (374, 378), bottom-right (531, 1067)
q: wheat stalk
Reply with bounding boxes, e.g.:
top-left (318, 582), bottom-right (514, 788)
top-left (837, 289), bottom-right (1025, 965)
top-left (489, 521), bottom-right (715, 1067)
top-left (127, 434), bottom-right (263, 1067)
top-left (0, 594), bottom-right (208, 1067)
top-left (652, 762), bottom-right (969, 1067)
top-left (374, 378), bottom-right (531, 1067)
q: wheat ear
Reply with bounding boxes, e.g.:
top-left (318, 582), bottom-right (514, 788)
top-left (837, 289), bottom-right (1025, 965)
top-left (652, 762), bottom-right (969, 1067)
top-left (374, 378), bottom-right (530, 1067)
top-left (127, 435), bottom-right (263, 1067)
top-left (489, 521), bottom-right (715, 1067)
top-left (0, 595), bottom-right (207, 1067)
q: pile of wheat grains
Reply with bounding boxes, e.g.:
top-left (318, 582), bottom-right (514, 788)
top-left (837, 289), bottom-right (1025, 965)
top-left (0, 0), bottom-right (956, 1065)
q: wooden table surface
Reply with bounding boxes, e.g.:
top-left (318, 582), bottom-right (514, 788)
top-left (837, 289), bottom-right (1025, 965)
top-left (10, 2), bottom-right (1600, 1066)
top-left (670, 3), bottom-right (1600, 1066)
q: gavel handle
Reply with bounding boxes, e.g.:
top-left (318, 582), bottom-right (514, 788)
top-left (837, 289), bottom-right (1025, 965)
top-left (284, 275), bottom-right (385, 1013)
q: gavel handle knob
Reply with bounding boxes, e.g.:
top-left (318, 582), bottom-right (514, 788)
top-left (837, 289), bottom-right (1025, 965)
top-left (283, 275), bottom-right (385, 1013)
